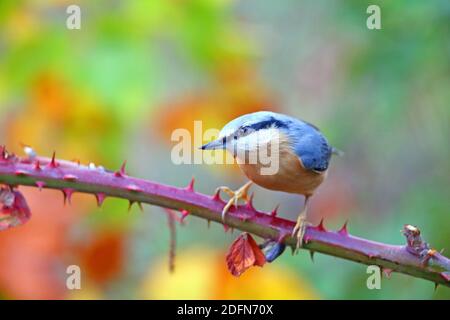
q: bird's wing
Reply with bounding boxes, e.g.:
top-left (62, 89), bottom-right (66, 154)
top-left (291, 125), bottom-right (332, 172)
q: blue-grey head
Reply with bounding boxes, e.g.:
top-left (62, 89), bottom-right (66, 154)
top-left (201, 111), bottom-right (335, 172)
top-left (200, 111), bottom-right (292, 155)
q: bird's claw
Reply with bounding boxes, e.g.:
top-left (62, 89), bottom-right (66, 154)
top-left (292, 213), bottom-right (309, 254)
top-left (216, 181), bottom-right (253, 222)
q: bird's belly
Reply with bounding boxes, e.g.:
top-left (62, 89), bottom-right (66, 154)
top-left (238, 152), bottom-right (326, 196)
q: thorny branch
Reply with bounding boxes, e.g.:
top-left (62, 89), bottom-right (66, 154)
top-left (0, 146), bottom-right (449, 287)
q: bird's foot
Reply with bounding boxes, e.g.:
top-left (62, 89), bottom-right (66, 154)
top-left (216, 181), bottom-right (253, 222)
top-left (292, 212), bottom-right (310, 254)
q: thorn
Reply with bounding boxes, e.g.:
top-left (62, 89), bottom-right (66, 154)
top-left (309, 250), bottom-right (315, 263)
top-left (382, 268), bottom-right (393, 279)
top-left (14, 170), bottom-right (27, 176)
top-left (338, 220), bottom-right (349, 236)
top-left (34, 160), bottom-right (41, 171)
top-left (270, 204), bottom-right (279, 217)
top-left (114, 161), bottom-right (127, 177)
top-left (186, 177), bottom-right (195, 192)
top-left (180, 210), bottom-right (189, 222)
top-left (95, 193), bottom-right (106, 207)
top-left (211, 189), bottom-right (223, 202)
top-left (127, 200), bottom-right (142, 212)
top-left (48, 152), bottom-right (58, 168)
top-left (63, 174), bottom-right (78, 182)
top-left (35, 181), bottom-right (46, 191)
top-left (315, 218), bottom-right (327, 232)
top-left (62, 188), bottom-right (74, 205)
top-left (207, 220), bottom-right (211, 228)
top-left (245, 193), bottom-right (256, 211)
top-left (434, 283), bottom-right (439, 292)
top-left (223, 224), bottom-right (230, 233)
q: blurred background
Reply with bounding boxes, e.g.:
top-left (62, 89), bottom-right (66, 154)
top-left (0, 0), bottom-right (449, 299)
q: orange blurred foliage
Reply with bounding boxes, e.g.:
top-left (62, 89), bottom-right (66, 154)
top-left (74, 231), bottom-right (125, 286)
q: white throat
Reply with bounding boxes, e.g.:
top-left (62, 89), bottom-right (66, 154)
top-left (226, 127), bottom-right (282, 156)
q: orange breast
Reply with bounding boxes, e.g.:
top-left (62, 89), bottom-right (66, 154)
top-left (237, 144), bottom-right (327, 197)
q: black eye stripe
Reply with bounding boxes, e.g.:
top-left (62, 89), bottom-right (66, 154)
top-left (243, 117), bottom-right (288, 132)
top-left (231, 117), bottom-right (288, 141)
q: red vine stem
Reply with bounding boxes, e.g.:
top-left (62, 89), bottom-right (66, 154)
top-left (0, 147), bottom-right (449, 287)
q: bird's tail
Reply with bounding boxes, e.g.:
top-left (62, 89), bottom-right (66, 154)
top-left (331, 147), bottom-right (344, 157)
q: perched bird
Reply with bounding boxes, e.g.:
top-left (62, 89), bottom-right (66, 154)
top-left (201, 111), bottom-right (339, 252)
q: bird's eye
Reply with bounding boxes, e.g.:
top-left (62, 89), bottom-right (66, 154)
top-left (233, 135), bottom-right (238, 140)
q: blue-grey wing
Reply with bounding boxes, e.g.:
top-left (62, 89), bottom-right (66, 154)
top-left (290, 123), bottom-right (332, 172)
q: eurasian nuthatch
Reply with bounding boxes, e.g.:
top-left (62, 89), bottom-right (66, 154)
top-left (201, 111), bottom-right (339, 252)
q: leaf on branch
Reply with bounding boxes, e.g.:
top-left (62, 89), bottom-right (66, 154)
top-left (0, 187), bottom-right (31, 231)
top-left (226, 232), bottom-right (266, 277)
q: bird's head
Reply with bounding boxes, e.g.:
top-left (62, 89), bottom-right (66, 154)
top-left (200, 111), bottom-right (291, 157)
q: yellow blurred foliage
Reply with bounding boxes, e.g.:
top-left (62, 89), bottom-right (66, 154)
top-left (67, 284), bottom-right (103, 300)
top-left (140, 247), bottom-right (319, 300)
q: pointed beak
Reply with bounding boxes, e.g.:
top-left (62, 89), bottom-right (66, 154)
top-left (200, 138), bottom-right (225, 150)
